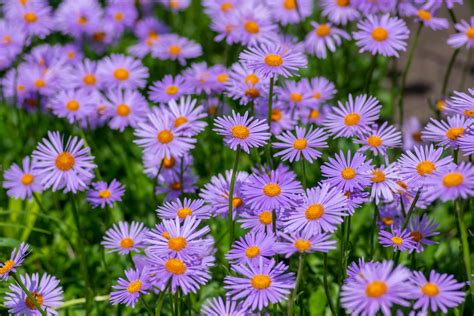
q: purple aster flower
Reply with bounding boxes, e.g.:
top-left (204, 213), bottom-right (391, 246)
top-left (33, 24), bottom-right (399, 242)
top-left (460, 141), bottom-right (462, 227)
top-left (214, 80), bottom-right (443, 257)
top-left (86, 179), bottom-right (125, 209)
top-left (224, 258), bottom-right (295, 311)
top-left (448, 17), bottom-right (474, 49)
top-left (22, 62), bottom-right (63, 97)
top-left (239, 44), bottom-right (308, 79)
top-left (403, 117), bottom-right (425, 150)
top-left (145, 216), bottom-right (212, 260)
top-left (238, 209), bottom-right (277, 234)
top-left (209, 64), bottom-right (230, 93)
top-left (152, 34), bottom-right (202, 65)
top-left (422, 161), bottom-right (474, 201)
top-left (255, 100), bottom-right (297, 135)
top-left (321, 0), bottom-right (360, 25)
top-left (422, 115), bottom-right (473, 149)
top-left (231, 4), bottom-right (277, 46)
top-left (133, 16), bottom-right (169, 40)
top-left (368, 164), bottom-right (401, 203)
top-left (156, 198), bottom-right (211, 221)
top-left (183, 62), bottom-right (218, 95)
top-left (445, 88), bottom-right (474, 118)
top-left (102, 221), bottom-right (147, 255)
top-left (63, 59), bottom-right (101, 91)
top-left (355, 122), bottom-right (402, 156)
top-left (277, 80), bottom-right (312, 110)
top-left (459, 134), bottom-right (474, 156)
top-left (5, 273), bottom-right (63, 315)
top-left (104, 1), bottom-right (137, 33)
top-left (0, 242), bottom-right (30, 281)
top-left (31, 131), bottom-right (96, 193)
top-left (302, 76), bottom-right (337, 107)
top-left (324, 94), bottom-right (382, 137)
top-left (3, 157), bottom-right (43, 200)
top-left (274, 231), bottom-right (336, 257)
top-left (341, 260), bottom-right (412, 315)
top-left (7, 2), bottom-right (53, 39)
top-left (226, 231), bottom-right (276, 264)
top-left (353, 14), bottom-right (409, 57)
top-left (49, 89), bottom-right (97, 125)
top-left (321, 150), bottom-right (373, 192)
top-left (345, 258), bottom-right (371, 283)
top-left (97, 54), bottom-right (148, 89)
top-left (409, 270), bottom-right (465, 313)
top-left (283, 183), bottom-right (348, 234)
top-left (159, 0), bottom-right (191, 11)
top-left (305, 22), bottom-right (350, 59)
top-left (242, 167), bottom-right (303, 210)
top-left (0, 20), bottom-right (27, 63)
top-left (148, 74), bottom-right (192, 104)
top-left (163, 96), bottom-right (208, 137)
top-left (155, 172), bottom-right (198, 201)
top-left (377, 203), bottom-right (403, 230)
top-left (408, 215), bottom-right (439, 253)
top-left (268, 0), bottom-right (313, 25)
top-left (345, 189), bottom-right (369, 215)
top-left (134, 111), bottom-right (196, 161)
top-left (55, 0), bottom-right (102, 38)
top-left (273, 126), bottom-right (328, 162)
top-left (201, 296), bottom-right (247, 316)
top-left (203, 0), bottom-right (240, 16)
top-left (409, 7), bottom-right (449, 30)
top-left (102, 89), bottom-right (149, 131)
top-left (351, 0), bottom-right (396, 14)
top-left (213, 111), bottom-right (270, 153)
top-left (110, 267), bottom-right (151, 307)
top-left (225, 62), bottom-right (269, 105)
top-left (379, 226), bottom-right (416, 252)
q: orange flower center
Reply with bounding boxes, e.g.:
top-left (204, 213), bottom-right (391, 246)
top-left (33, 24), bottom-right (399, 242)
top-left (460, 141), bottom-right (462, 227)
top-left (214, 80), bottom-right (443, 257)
top-left (442, 172), bottom-right (464, 187)
top-left (168, 236), bottom-right (187, 251)
top-left (114, 12), bottom-right (124, 21)
top-left (83, 74), bottom-right (96, 85)
top-left (310, 109), bottom-right (320, 119)
top-left (421, 282), bottom-right (439, 297)
top-left (0, 260), bottom-right (15, 275)
top-left (114, 68), bottom-right (129, 81)
top-left (381, 217), bottom-right (393, 226)
top-left (34, 79), bottom-right (45, 89)
top-left (264, 54), bottom-right (283, 67)
top-left (21, 173), bottom-right (34, 185)
top-left (283, 0), bottom-right (297, 10)
top-left (367, 135), bottom-right (382, 147)
top-left (294, 239), bottom-right (311, 252)
top-left (78, 16), bottom-right (88, 25)
top-left (66, 100), bottom-right (80, 112)
top-left (371, 170), bottom-right (385, 183)
top-left (165, 258), bottom-right (187, 275)
top-left (217, 73), bottom-right (228, 83)
top-left (341, 167), bottom-right (356, 180)
top-left (271, 109), bottom-right (282, 122)
top-left (25, 292), bottom-right (43, 309)
top-left (251, 274), bottom-right (272, 289)
top-left (344, 112), bottom-right (361, 126)
top-left (293, 138), bottom-right (308, 150)
top-left (436, 99), bottom-right (445, 112)
top-left (336, 0), bottom-right (350, 7)
top-left (263, 183), bottom-right (281, 197)
top-left (316, 24), bottom-right (331, 37)
top-left (174, 116), bottom-right (188, 128)
top-left (169, 45), bottom-right (181, 55)
top-left (99, 189), bottom-right (111, 199)
top-left (416, 160), bottom-right (436, 176)
top-left (466, 27), bottom-right (474, 39)
top-left (245, 74), bottom-right (259, 85)
top-left (463, 109), bottom-right (474, 117)
top-left (163, 157), bottom-right (176, 169)
top-left (55, 152), bottom-right (75, 171)
top-left (23, 12), bottom-right (37, 23)
top-left (445, 127), bottom-right (465, 140)
top-left (171, 181), bottom-right (182, 191)
top-left (127, 280), bottom-right (142, 293)
top-left (177, 208), bottom-right (193, 219)
top-left (232, 197), bottom-right (244, 208)
top-left (116, 104), bottom-right (131, 117)
top-left (120, 237), bottom-right (134, 249)
top-left (244, 20), bottom-right (260, 34)
top-left (417, 10), bottom-right (432, 21)
top-left (157, 130), bottom-right (174, 144)
top-left (258, 211), bottom-right (273, 224)
top-left (410, 231), bottom-right (422, 242)
top-left (371, 27), bottom-right (388, 41)
top-left (220, 2), bottom-right (234, 12)
top-left (245, 246), bottom-right (260, 258)
top-left (245, 88), bottom-right (260, 98)
top-left (290, 92), bottom-right (303, 102)
top-left (391, 236), bottom-right (403, 245)
top-left (365, 281), bottom-right (387, 298)
top-left (305, 203), bottom-right (324, 220)
top-left (231, 125), bottom-right (250, 139)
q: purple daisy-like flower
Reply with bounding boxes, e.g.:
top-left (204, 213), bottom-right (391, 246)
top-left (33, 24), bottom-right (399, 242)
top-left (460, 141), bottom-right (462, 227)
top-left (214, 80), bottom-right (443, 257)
top-left (63, 59), bottom-right (101, 91)
top-left (183, 62), bottom-right (218, 95)
top-left (5, 273), bottom-right (63, 315)
top-left (409, 270), bottom-right (465, 313)
top-left (353, 14), bottom-right (409, 57)
top-left (345, 189), bottom-right (369, 215)
top-left (213, 111), bottom-right (270, 153)
top-left (54, 0), bottom-right (102, 38)
top-left (268, 0), bottom-right (313, 25)
top-left (345, 258), bottom-right (371, 283)
top-left (224, 258), bottom-right (295, 311)
top-left (242, 167), bottom-right (303, 210)
top-left (422, 161), bottom-right (474, 202)
top-left (155, 172), bottom-right (198, 201)
top-left (31, 131), bottom-right (96, 193)
top-left (459, 134), bottom-right (474, 156)
top-left (239, 44), bottom-right (308, 79)
top-left (403, 117), bottom-right (425, 150)
top-left (146, 216), bottom-right (212, 260)
top-left (152, 34), bottom-right (202, 65)
top-left (411, 8), bottom-right (449, 31)
top-left (238, 209), bottom-right (278, 234)
top-left (104, 1), bottom-right (137, 33)
top-left (110, 267), bottom-right (151, 308)
top-left (324, 94), bottom-right (382, 138)
top-left (102, 221), bottom-right (147, 255)
top-left (8, 2), bottom-right (54, 39)
top-left (273, 126), bottom-right (328, 162)
top-left (321, 0), bottom-right (360, 25)
top-left (134, 111), bottom-right (196, 161)
top-left (148, 74), bottom-right (192, 104)
top-left (277, 80), bottom-right (312, 110)
top-left (225, 62), bottom-right (269, 105)
top-left (226, 231), bottom-right (276, 264)
top-left (321, 150), bottom-right (373, 192)
top-left (351, 0), bottom-right (396, 14)
top-left (368, 164), bottom-right (401, 203)
top-left (408, 215), bottom-right (439, 253)
top-left (341, 260), bottom-right (412, 316)
top-left (355, 122), bottom-right (402, 156)
top-left (274, 231), bottom-right (336, 258)
top-left (379, 226), bottom-right (416, 252)
top-left (156, 198), bottom-right (211, 221)
top-left (256, 101), bottom-right (297, 135)
top-left (422, 115), bottom-right (473, 149)
top-left (3, 157), bottom-right (43, 200)
top-left (448, 17), bottom-right (474, 49)
top-left (377, 203), bottom-right (403, 230)
top-left (163, 96), bottom-right (208, 137)
top-left (305, 22), bottom-right (350, 59)
top-left (159, 0), bottom-right (191, 12)
top-left (49, 89), bottom-right (97, 125)
top-left (397, 145), bottom-right (454, 188)
top-left (0, 242), bottom-right (30, 281)
top-left (0, 20), bottom-right (26, 62)
top-left (103, 89), bottom-right (149, 131)
top-left (231, 4), bottom-right (277, 46)
top-left (302, 76), bottom-right (337, 106)
top-left (201, 296), bottom-right (247, 316)
top-left (445, 88), bottom-right (474, 118)
top-left (283, 183), bottom-right (348, 234)
top-left (86, 179), bottom-right (125, 209)
top-left (97, 54), bottom-right (148, 89)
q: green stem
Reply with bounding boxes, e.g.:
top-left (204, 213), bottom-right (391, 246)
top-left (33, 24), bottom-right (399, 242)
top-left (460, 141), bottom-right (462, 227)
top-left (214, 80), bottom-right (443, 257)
top-left (455, 199), bottom-right (473, 302)
top-left (265, 77), bottom-right (275, 168)
top-left (301, 159), bottom-right (307, 188)
top-left (398, 23), bottom-right (422, 127)
top-left (342, 216), bottom-right (352, 279)
top-left (369, 202), bottom-right (379, 259)
top-left (227, 147), bottom-right (241, 247)
top-left (448, 8), bottom-right (457, 24)
top-left (364, 55), bottom-right (378, 94)
top-left (441, 49), bottom-right (460, 96)
top-left (323, 253), bottom-right (337, 316)
top-left (175, 290), bottom-right (181, 316)
top-left (154, 290), bottom-right (166, 315)
top-left (12, 274), bottom-right (47, 316)
top-left (402, 191), bottom-right (421, 230)
top-left (77, 127), bottom-right (102, 181)
top-left (287, 254), bottom-right (304, 316)
top-left (32, 193), bottom-right (47, 213)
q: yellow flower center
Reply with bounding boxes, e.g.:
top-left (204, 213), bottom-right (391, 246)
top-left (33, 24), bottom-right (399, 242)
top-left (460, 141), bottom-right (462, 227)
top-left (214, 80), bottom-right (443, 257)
top-left (165, 258), bottom-right (187, 275)
top-left (391, 236), bottom-right (403, 245)
top-left (466, 27), bottom-right (474, 39)
top-left (336, 0), bottom-right (350, 7)
top-left (120, 237), bottom-right (134, 249)
top-left (21, 173), bottom-right (34, 185)
top-left (127, 280), bottom-right (142, 293)
top-left (293, 138), bottom-right (308, 150)
top-left (78, 16), bottom-right (88, 25)
top-left (217, 74), bottom-right (228, 83)
top-left (305, 203), bottom-right (324, 220)
top-left (442, 172), bottom-right (464, 187)
top-left (251, 274), bottom-right (272, 289)
top-left (410, 231), bottom-right (422, 242)
top-left (116, 104), bottom-right (131, 117)
top-left (258, 211), bottom-right (273, 224)
top-left (171, 181), bottom-right (182, 191)
top-left (34, 79), bottom-right (45, 89)
top-left (421, 282), bottom-right (439, 297)
top-left (417, 10), bottom-right (432, 21)
top-left (245, 74), bottom-right (259, 85)
top-left (114, 68), bottom-right (129, 81)
top-left (290, 92), bottom-right (303, 102)
top-left (164, 85), bottom-right (179, 96)
top-left (0, 260), bottom-right (15, 275)
top-left (177, 207), bottom-right (193, 219)
top-left (371, 27), bottom-right (388, 41)
top-left (245, 246), bottom-right (260, 258)
top-left (283, 0), bottom-right (296, 10)
top-left (163, 157), bottom-right (176, 169)
top-left (310, 109), bottom-right (320, 119)
top-left (231, 125), bottom-right (250, 139)
top-left (157, 130), bottom-right (174, 144)
top-left (55, 152), bottom-right (75, 171)
top-left (83, 74), bottom-right (96, 85)
top-left (25, 292), bottom-right (43, 309)
top-left (245, 88), bottom-right (261, 98)
top-left (436, 99), bottom-right (445, 112)
top-left (174, 116), bottom-right (188, 128)
top-left (17, 84), bottom-right (26, 92)
top-left (416, 160), bottom-right (436, 176)
top-left (170, 0), bottom-right (179, 9)
top-left (232, 197), bottom-right (244, 208)
top-left (114, 12), bottom-right (124, 21)
top-left (463, 109), bottom-right (474, 117)
top-left (2, 35), bottom-right (12, 44)
top-left (220, 2), bottom-right (234, 11)
top-left (67, 51), bottom-right (75, 59)
top-left (316, 24), bottom-right (331, 37)
top-left (341, 167), bottom-right (356, 180)
top-left (367, 135), bottom-right (382, 147)
top-left (294, 239), bottom-right (311, 252)
top-left (381, 217), bottom-right (393, 226)
top-left (271, 109), bottom-right (282, 122)
top-left (244, 20), bottom-right (260, 34)
top-left (162, 231), bottom-right (171, 239)
top-left (365, 281), bottom-right (387, 298)
top-left (313, 92), bottom-right (321, 99)
top-left (169, 45), bottom-right (181, 55)
top-left (93, 32), bottom-right (106, 42)
top-left (168, 236), bottom-right (187, 251)
top-left (264, 54), bottom-right (283, 67)
top-left (445, 127), bottom-right (465, 140)
top-left (371, 170), bottom-right (385, 183)
top-left (412, 131), bottom-right (422, 141)
top-left (146, 32), bottom-right (159, 46)
top-left (23, 12), bottom-right (37, 23)
top-left (66, 100), bottom-right (80, 112)
top-left (344, 112), bottom-right (361, 126)
top-left (263, 183), bottom-right (281, 197)
top-left (99, 189), bottom-right (111, 199)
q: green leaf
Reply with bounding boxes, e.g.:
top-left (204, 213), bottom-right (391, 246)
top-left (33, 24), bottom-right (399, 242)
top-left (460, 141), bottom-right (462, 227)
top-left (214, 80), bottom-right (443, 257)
top-left (309, 287), bottom-right (327, 316)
